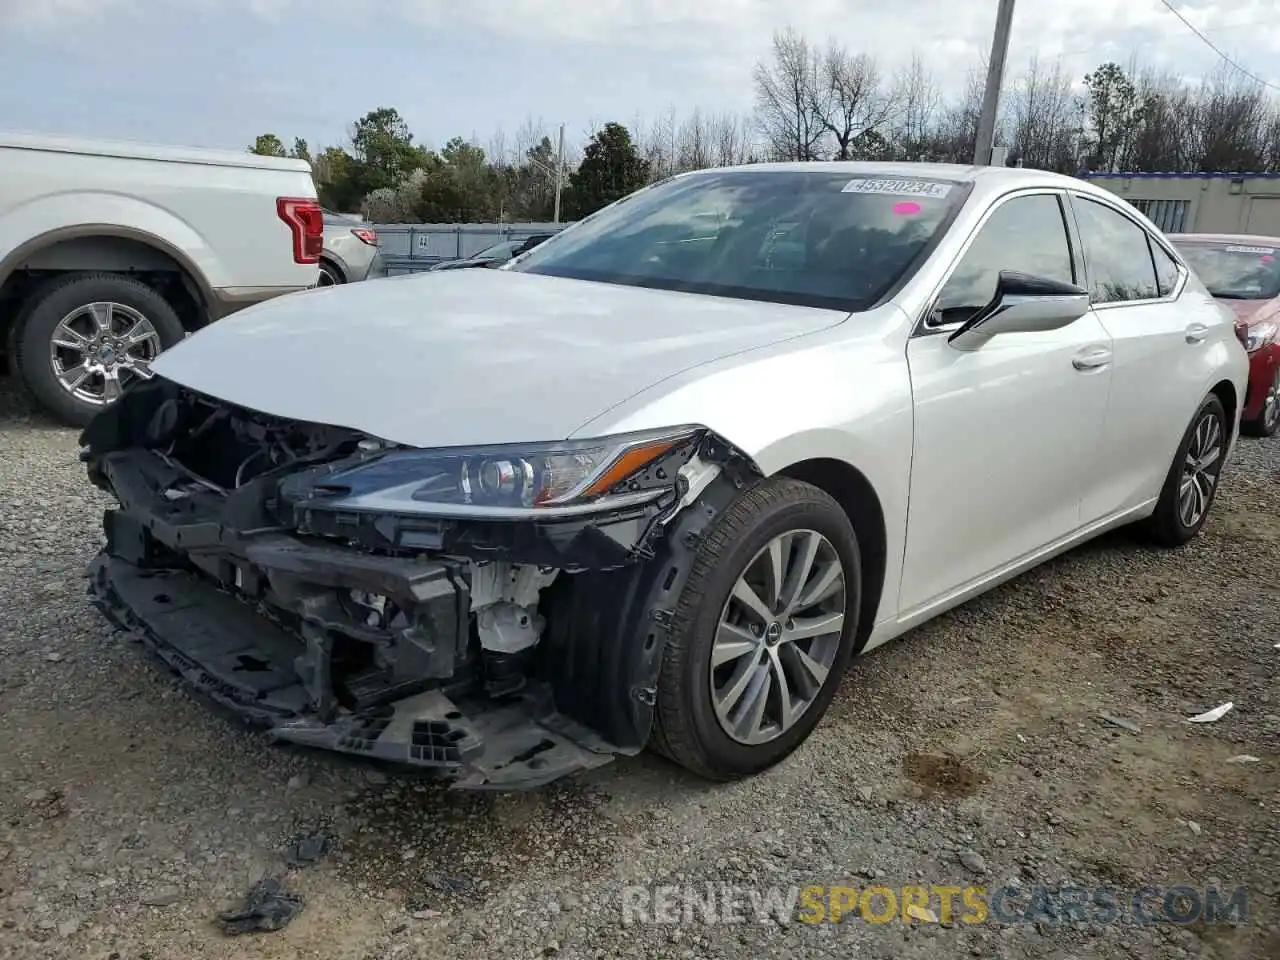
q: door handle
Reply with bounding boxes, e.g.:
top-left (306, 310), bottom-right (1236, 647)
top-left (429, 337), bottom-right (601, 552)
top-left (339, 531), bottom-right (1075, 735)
top-left (1072, 346), bottom-right (1113, 371)
top-left (1185, 323), bottom-right (1209, 344)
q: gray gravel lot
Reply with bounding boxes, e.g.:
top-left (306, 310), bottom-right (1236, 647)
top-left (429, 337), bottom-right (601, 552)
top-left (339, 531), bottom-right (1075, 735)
top-left (1, 377), bottom-right (1277, 960)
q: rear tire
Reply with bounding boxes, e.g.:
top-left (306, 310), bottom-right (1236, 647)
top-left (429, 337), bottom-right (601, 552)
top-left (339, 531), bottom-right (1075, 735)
top-left (14, 273), bottom-right (186, 428)
top-left (650, 477), bottom-right (861, 781)
top-left (318, 262), bottom-right (344, 287)
top-left (1141, 394), bottom-right (1227, 547)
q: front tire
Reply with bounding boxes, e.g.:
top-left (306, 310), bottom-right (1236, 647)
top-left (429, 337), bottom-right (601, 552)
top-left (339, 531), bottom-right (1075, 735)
top-left (1142, 393), bottom-right (1228, 547)
top-left (1243, 367), bottom-right (1280, 438)
top-left (14, 273), bottom-right (185, 427)
top-left (651, 477), bottom-right (861, 781)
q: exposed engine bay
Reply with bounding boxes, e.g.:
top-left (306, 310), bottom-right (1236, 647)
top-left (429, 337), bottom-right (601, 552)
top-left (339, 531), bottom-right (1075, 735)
top-left (82, 378), bottom-right (755, 788)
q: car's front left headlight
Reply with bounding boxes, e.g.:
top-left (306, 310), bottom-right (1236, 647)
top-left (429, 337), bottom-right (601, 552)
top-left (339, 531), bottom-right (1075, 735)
top-left (1244, 319), bottom-right (1277, 353)
top-left (302, 426), bottom-right (706, 518)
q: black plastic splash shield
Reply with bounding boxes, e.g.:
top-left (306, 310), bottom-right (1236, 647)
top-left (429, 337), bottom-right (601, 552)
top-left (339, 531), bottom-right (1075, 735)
top-left (88, 553), bottom-right (617, 789)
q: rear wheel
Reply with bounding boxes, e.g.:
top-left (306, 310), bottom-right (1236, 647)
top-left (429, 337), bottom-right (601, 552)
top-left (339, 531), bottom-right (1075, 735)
top-left (318, 262), bottom-right (344, 287)
top-left (14, 273), bottom-right (185, 427)
top-left (1243, 367), bottom-right (1280, 438)
top-left (650, 477), bottom-right (861, 780)
top-left (1141, 394), bottom-right (1227, 547)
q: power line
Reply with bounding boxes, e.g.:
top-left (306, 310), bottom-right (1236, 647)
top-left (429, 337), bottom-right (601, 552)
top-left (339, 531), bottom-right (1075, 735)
top-left (1054, 17), bottom-right (1280, 60)
top-left (1153, 0), bottom-right (1280, 92)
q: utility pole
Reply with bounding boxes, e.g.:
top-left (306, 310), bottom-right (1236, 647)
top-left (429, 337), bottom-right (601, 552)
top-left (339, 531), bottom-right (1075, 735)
top-left (973, 0), bottom-right (1017, 166)
top-left (553, 123), bottom-right (565, 224)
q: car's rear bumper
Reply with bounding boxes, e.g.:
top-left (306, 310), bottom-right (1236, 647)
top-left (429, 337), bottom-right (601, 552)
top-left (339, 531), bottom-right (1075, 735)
top-left (362, 252), bottom-right (388, 281)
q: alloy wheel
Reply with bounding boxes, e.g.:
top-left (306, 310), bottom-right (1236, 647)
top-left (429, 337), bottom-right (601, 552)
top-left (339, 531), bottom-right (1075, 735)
top-left (1179, 410), bottom-right (1224, 529)
top-left (48, 302), bottom-right (160, 406)
top-left (710, 529), bottom-right (847, 746)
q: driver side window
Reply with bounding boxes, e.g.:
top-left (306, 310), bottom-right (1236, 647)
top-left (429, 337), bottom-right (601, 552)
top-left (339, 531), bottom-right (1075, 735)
top-left (935, 194), bottom-right (1076, 325)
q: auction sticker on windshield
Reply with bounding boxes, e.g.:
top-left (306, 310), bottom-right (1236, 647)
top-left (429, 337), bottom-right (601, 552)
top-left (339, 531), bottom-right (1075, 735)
top-left (842, 178), bottom-right (953, 199)
top-left (1224, 245), bottom-right (1275, 256)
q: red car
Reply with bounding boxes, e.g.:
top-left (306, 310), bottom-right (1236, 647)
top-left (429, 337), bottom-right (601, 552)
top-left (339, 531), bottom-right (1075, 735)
top-left (1171, 233), bottom-right (1280, 437)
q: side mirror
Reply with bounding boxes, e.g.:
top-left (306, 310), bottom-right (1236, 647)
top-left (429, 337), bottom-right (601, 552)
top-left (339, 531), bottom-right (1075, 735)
top-left (947, 271), bottom-right (1090, 351)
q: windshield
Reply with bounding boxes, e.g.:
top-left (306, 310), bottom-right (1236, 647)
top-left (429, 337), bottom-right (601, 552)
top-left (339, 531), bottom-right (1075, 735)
top-left (511, 170), bottom-right (967, 310)
top-left (1174, 241), bottom-right (1280, 300)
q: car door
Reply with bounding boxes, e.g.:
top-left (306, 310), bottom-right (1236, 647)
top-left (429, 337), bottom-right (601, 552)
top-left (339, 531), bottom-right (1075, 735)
top-left (899, 190), bottom-right (1114, 615)
top-left (1066, 193), bottom-right (1216, 520)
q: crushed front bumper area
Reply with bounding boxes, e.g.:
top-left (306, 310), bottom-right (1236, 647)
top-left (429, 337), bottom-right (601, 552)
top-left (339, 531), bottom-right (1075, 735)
top-left (89, 547), bottom-right (618, 789)
top-left (84, 437), bottom-right (638, 790)
top-left (80, 381), bottom-right (756, 789)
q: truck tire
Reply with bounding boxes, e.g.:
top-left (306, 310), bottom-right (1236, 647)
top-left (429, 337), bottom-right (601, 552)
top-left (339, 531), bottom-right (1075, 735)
top-left (14, 273), bottom-right (186, 428)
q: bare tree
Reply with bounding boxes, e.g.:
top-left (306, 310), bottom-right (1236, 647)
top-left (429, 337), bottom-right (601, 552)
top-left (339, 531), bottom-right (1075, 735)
top-left (1008, 56), bottom-right (1080, 172)
top-left (889, 53), bottom-right (940, 161)
top-left (677, 108), bottom-right (713, 171)
top-left (1195, 67), bottom-right (1269, 172)
top-left (753, 28), bottom-right (826, 161)
top-left (813, 44), bottom-right (897, 160)
top-left (927, 65), bottom-right (986, 163)
top-left (708, 112), bottom-right (751, 167)
top-left (1123, 68), bottom-right (1193, 172)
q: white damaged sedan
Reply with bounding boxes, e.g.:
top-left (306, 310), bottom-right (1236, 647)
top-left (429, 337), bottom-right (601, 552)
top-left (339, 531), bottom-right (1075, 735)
top-left (82, 163), bottom-right (1248, 787)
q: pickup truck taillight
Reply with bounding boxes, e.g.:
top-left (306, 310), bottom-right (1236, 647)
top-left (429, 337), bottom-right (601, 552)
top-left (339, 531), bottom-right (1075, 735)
top-left (351, 227), bottom-right (378, 246)
top-left (277, 197), bottom-right (324, 264)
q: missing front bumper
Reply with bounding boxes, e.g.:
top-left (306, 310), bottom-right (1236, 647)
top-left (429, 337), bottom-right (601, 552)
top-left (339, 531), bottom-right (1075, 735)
top-left (88, 553), bottom-right (618, 789)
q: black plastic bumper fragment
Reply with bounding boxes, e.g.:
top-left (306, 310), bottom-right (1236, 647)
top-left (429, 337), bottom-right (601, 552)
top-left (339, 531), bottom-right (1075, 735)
top-left (88, 553), bottom-right (617, 789)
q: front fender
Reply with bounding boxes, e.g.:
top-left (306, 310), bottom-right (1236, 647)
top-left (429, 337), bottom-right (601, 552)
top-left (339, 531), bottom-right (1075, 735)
top-left (574, 325), bottom-right (916, 625)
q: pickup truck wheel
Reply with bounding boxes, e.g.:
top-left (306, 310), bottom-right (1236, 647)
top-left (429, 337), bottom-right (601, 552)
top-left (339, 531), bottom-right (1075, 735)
top-left (15, 273), bottom-right (185, 427)
top-left (651, 478), bottom-right (861, 780)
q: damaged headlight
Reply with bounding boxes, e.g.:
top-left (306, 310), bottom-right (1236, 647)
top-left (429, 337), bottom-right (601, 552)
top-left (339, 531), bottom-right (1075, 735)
top-left (305, 427), bottom-right (705, 516)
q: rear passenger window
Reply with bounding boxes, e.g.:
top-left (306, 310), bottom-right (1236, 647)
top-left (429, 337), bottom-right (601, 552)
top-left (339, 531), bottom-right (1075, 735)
top-left (1073, 197), bottom-right (1160, 303)
top-left (1151, 241), bottom-right (1180, 297)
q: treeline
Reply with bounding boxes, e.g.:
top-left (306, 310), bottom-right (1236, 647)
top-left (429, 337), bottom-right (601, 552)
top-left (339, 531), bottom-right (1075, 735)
top-left (250, 28), bottom-right (1280, 223)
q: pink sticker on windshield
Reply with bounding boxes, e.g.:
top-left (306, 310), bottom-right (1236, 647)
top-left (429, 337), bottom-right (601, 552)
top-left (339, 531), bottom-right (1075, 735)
top-left (893, 201), bottom-right (922, 216)
top-left (1262, 255), bottom-right (1274, 263)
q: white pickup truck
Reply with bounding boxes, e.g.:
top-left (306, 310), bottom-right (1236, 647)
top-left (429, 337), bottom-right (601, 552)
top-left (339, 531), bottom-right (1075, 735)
top-left (0, 132), bottom-right (321, 425)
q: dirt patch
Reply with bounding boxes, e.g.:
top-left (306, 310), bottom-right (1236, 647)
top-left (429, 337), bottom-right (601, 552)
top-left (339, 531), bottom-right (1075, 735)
top-left (902, 752), bottom-right (986, 799)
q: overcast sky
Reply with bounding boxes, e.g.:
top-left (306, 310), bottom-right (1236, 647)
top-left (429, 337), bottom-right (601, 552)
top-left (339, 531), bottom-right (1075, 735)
top-left (2, 0), bottom-right (1278, 155)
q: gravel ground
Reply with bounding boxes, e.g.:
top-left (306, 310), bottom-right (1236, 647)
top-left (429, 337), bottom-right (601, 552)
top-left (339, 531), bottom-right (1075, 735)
top-left (1, 377), bottom-right (1277, 960)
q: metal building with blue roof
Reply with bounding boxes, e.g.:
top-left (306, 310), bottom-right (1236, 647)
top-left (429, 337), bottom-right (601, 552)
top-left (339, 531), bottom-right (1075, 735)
top-left (1081, 171), bottom-right (1280, 236)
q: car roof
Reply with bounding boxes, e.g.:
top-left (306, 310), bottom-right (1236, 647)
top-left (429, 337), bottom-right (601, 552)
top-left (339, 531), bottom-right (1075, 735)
top-left (1168, 232), bottom-right (1280, 245)
top-left (678, 160), bottom-right (1091, 191)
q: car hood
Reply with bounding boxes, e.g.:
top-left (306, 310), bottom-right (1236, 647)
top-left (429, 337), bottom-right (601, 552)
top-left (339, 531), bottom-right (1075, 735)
top-left (150, 270), bottom-right (847, 447)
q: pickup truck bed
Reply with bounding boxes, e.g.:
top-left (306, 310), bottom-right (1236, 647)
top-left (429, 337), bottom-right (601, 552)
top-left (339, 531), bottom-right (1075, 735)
top-left (0, 131), bottom-right (321, 425)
